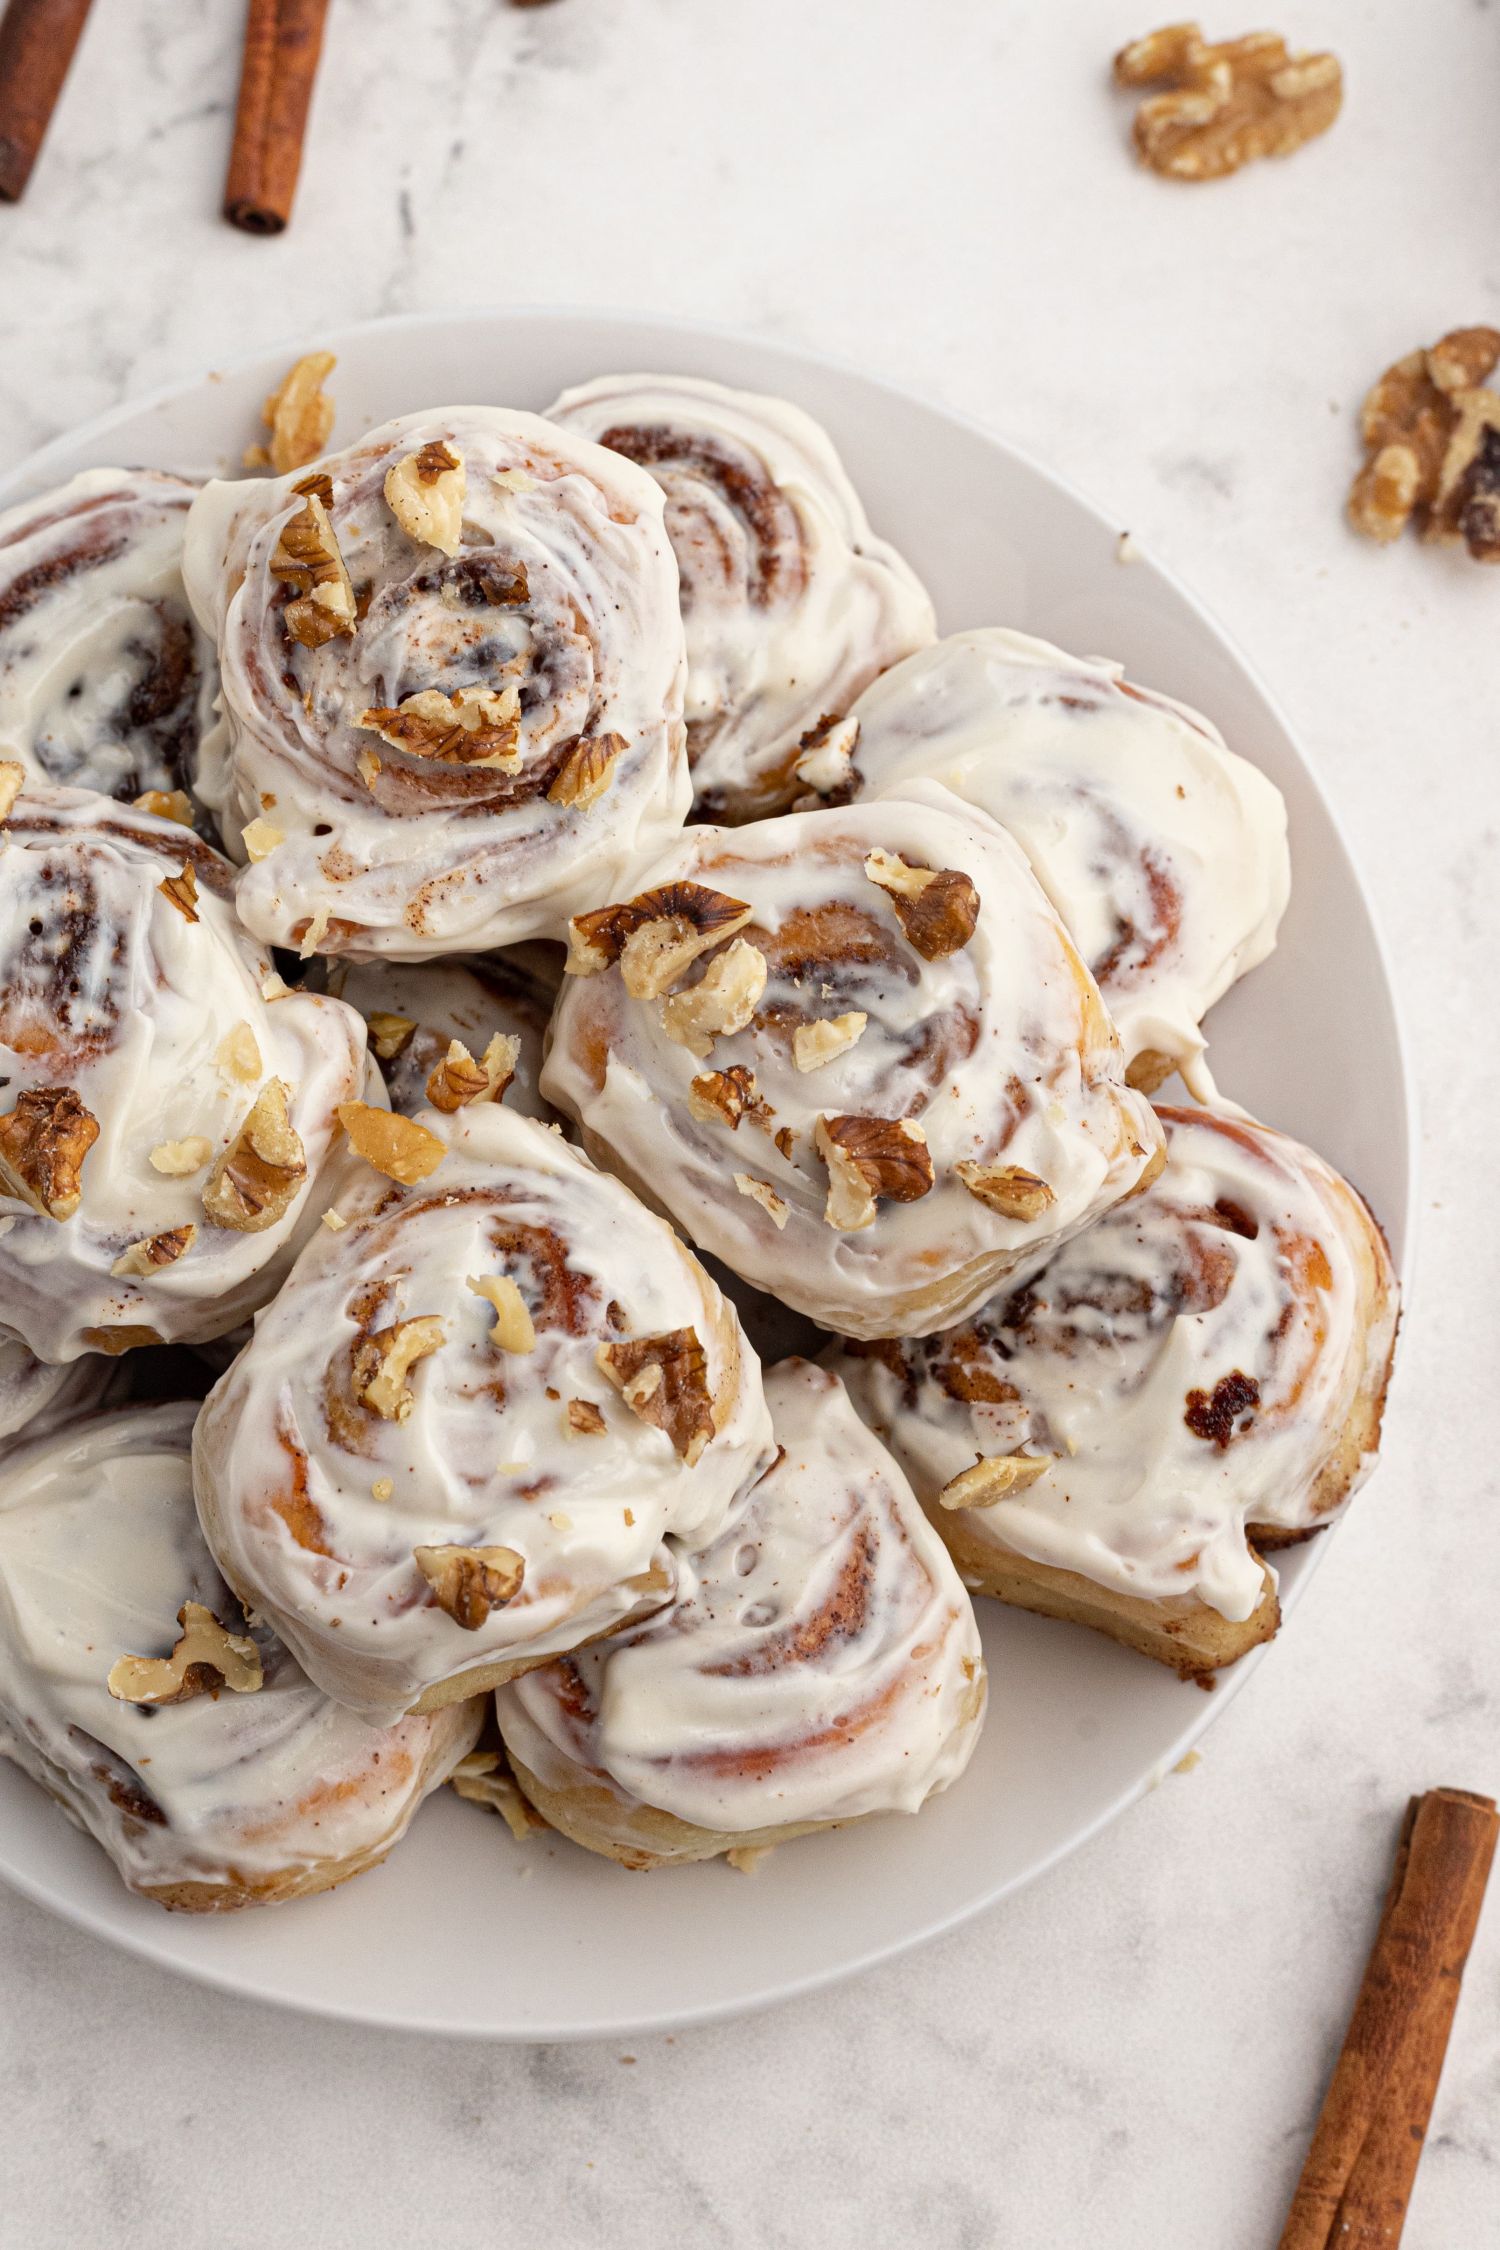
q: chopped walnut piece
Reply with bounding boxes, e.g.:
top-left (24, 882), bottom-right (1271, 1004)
top-left (356, 746), bottom-right (382, 790)
top-left (353, 1314), bottom-right (447, 1421)
top-left (203, 1080), bottom-right (306, 1232)
top-left (336, 1101), bottom-right (446, 1184)
top-left (384, 441), bottom-right (467, 556)
top-left (566, 1398), bottom-right (606, 1436)
top-left (426, 1034), bottom-right (519, 1112)
top-left (792, 712), bottom-right (860, 802)
top-left (792, 1011), bottom-right (867, 1072)
top-left (596, 1327), bottom-right (715, 1464)
top-left (449, 1748), bottom-right (545, 1836)
top-left (660, 940), bottom-right (768, 1058)
top-left (566, 881), bottom-right (752, 978)
top-left (941, 1454), bottom-right (1054, 1510)
top-left (132, 788), bottom-right (193, 826)
top-left (111, 1224), bottom-right (196, 1278)
top-left (863, 849), bottom-right (979, 960)
top-left (466, 1273), bottom-right (536, 1353)
top-left (269, 483), bottom-right (356, 649)
top-left (814, 1114), bottom-right (933, 1232)
top-left (0, 760), bottom-right (23, 821)
top-left (1113, 23), bottom-right (1342, 181)
top-left (149, 1136), bottom-right (212, 1177)
top-left (0, 1087), bottom-right (99, 1219)
top-left (366, 1010), bottom-right (418, 1061)
top-left (734, 1173), bottom-right (789, 1229)
top-left (955, 1161), bottom-right (1057, 1223)
top-left (240, 816), bottom-right (284, 862)
top-left (687, 1065), bottom-right (770, 1130)
top-left (358, 685), bottom-right (521, 769)
top-left (547, 732), bottom-right (627, 810)
top-left (247, 350), bottom-right (336, 474)
top-left (107, 1601), bottom-right (263, 1705)
top-left (1349, 330), bottom-right (1500, 550)
top-left (414, 1542), bottom-right (524, 1630)
top-left (82, 1323), bottom-right (166, 1355)
top-left (215, 1022), bottom-right (262, 1085)
top-left (157, 862), bottom-right (199, 923)
top-left (297, 906), bottom-right (332, 959)
top-left (321, 1207), bottom-right (349, 1231)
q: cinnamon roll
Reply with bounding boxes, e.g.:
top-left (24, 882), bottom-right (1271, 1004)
top-left (546, 375), bottom-right (935, 822)
top-left (806, 629), bottom-right (1290, 1094)
top-left (0, 468), bottom-right (216, 812)
top-left (542, 782), bottom-right (1164, 1340)
top-left (0, 1402), bottom-right (480, 1910)
top-left (182, 408), bottom-right (690, 958)
top-left (496, 1358), bottom-right (985, 1868)
top-left (0, 783), bottom-right (369, 1361)
top-left (192, 1102), bottom-right (774, 1727)
top-left (830, 1106), bottom-right (1398, 1680)
top-left (0, 1333), bottom-right (126, 1453)
top-left (317, 947), bottom-right (557, 1122)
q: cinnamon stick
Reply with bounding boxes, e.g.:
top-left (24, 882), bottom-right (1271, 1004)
top-left (223, 0), bottom-right (330, 236)
top-left (0, 0), bottom-right (94, 203)
top-left (1279, 1787), bottom-right (1499, 2250)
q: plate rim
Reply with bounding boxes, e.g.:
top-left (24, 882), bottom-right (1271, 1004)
top-left (0, 304), bottom-right (1419, 2039)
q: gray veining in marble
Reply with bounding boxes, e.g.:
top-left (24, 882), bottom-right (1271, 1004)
top-left (0, 0), bottom-right (1497, 2243)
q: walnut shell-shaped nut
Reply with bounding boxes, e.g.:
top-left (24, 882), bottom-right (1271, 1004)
top-left (384, 441), bottom-right (466, 556)
top-left (687, 1065), bottom-right (771, 1130)
top-left (955, 1161), bottom-right (1056, 1223)
top-left (567, 880), bottom-right (753, 979)
top-left (268, 484), bottom-right (356, 648)
top-left (547, 732), bottom-right (627, 810)
top-left (864, 850), bottom-right (980, 960)
top-left (107, 1602), bottom-right (263, 1705)
top-left (596, 1326), bottom-right (716, 1465)
top-left (814, 1114), bottom-right (934, 1232)
top-left (0, 1086), bottom-right (99, 1220)
top-left (358, 685), bottom-right (521, 770)
top-left (426, 1034), bottom-right (519, 1112)
top-left (202, 1080), bottom-right (307, 1233)
top-left (414, 1543), bottom-right (525, 1630)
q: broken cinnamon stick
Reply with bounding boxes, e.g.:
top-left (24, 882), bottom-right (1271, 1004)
top-left (223, 0), bottom-right (330, 236)
top-left (0, 0), bottom-right (94, 203)
top-left (1279, 1786), bottom-right (1498, 2250)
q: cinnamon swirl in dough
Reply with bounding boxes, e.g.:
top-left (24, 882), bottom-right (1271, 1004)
top-left (542, 782), bottom-right (1164, 1339)
top-left (183, 408), bottom-right (690, 958)
top-left (830, 1106), bottom-right (1398, 1679)
top-left (0, 469), bottom-right (216, 812)
top-left (0, 785), bottom-right (369, 1361)
top-left (496, 1359), bottom-right (984, 1868)
top-left (546, 375), bottom-right (935, 822)
top-left (809, 629), bottom-right (1290, 1094)
top-left (318, 949), bottom-right (555, 1122)
top-left (0, 1402), bottom-right (480, 1910)
top-left (192, 1103), bottom-right (774, 1727)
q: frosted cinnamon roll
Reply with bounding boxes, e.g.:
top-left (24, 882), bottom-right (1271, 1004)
top-left (193, 1102), bottom-right (774, 1727)
top-left (0, 784), bottom-right (368, 1360)
top-left (183, 408), bottom-right (690, 958)
top-left (0, 468), bottom-right (216, 811)
top-left (0, 1403), bottom-right (480, 1910)
top-left (546, 375), bottom-right (935, 822)
top-left (0, 1333), bottom-right (126, 1453)
top-left (542, 781), bottom-right (1164, 1340)
top-left (830, 1106), bottom-right (1398, 1680)
top-left (318, 948), bottom-right (556, 1122)
top-left (807, 629), bottom-right (1290, 1094)
top-left (496, 1358), bottom-right (985, 1868)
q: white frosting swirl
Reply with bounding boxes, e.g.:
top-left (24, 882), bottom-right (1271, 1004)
top-left (831, 1106), bottom-right (1398, 1624)
top-left (183, 408), bottom-right (690, 957)
top-left (0, 787), bottom-right (369, 1360)
top-left (0, 468), bottom-right (217, 809)
top-left (193, 1103), bottom-right (775, 1726)
top-left (542, 781), bottom-right (1164, 1339)
top-left (833, 629), bottom-right (1290, 1091)
top-left (497, 1359), bottom-right (984, 1844)
top-left (0, 1403), bottom-right (480, 1903)
top-left (546, 374), bottom-right (935, 821)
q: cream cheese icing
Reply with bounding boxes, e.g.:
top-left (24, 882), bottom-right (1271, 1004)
top-left (546, 374), bottom-right (935, 821)
top-left (182, 407), bottom-right (691, 958)
top-left (497, 1358), bottom-right (985, 1841)
top-left (192, 1102), bottom-right (775, 1727)
top-left (0, 1402), bottom-right (480, 1903)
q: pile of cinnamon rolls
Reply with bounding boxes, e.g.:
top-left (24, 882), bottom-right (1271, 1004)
top-left (0, 364), bottom-right (1397, 1910)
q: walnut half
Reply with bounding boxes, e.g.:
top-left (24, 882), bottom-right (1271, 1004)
top-left (1114, 24), bottom-right (1342, 182)
top-left (202, 1080), bottom-right (307, 1232)
top-left (1349, 329), bottom-right (1500, 553)
top-left (596, 1328), bottom-right (716, 1465)
top-left (567, 881), bottom-right (752, 980)
top-left (814, 1114), bottom-right (933, 1232)
top-left (0, 1087), bottom-right (99, 1219)
top-left (864, 849), bottom-right (980, 960)
top-left (107, 1602), bottom-right (263, 1705)
top-left (414, 1542), bottom-right (525, 1630)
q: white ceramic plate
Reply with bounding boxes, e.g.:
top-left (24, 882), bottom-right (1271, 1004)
top-left (0, 311), bottom-right (1413, 2040)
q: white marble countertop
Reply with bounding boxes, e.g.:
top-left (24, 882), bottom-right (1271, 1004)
top-left (1, 0), bottom-right (1496, 2241)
